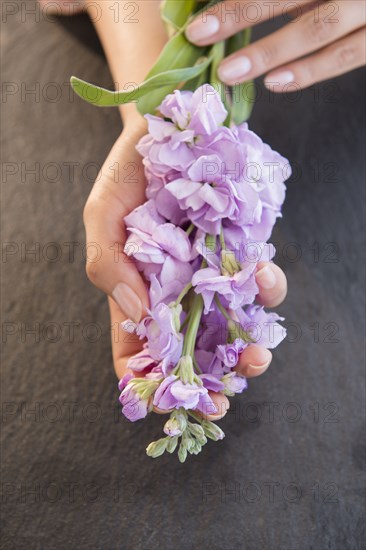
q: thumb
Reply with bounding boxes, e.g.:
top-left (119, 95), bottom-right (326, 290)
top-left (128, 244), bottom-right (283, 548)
top-left (83, 134), bottom-right (149, 322)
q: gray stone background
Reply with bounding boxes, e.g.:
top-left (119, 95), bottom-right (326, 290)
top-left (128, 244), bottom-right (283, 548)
top-left (1, 3), bottom-right (365, 549)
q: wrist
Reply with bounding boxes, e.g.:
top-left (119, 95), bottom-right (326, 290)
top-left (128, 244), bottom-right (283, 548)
top-left (121, 111), bottom-right (148, 139)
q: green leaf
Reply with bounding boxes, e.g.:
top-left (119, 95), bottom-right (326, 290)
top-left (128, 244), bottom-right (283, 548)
top-left (209, 41), bottom-right (225, 86)
top-left (227, 28), bottom-right (255, 124)
top-left (231, 80), bottom-right (255, 124)
top-left (70, 56), bottom-right (211, 108)
top-left (208, 41), bottom-right (231, 123)
top-left (137, 30), bottom-right (207, 114)
top-left (161, 0), bottom-right (196, 31)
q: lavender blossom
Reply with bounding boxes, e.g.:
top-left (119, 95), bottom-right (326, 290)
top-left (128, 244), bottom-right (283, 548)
top-left (216, 338), bottom-right (248, 372)
top-left (117, 84), bottom-right (291, 460)
top-left (153, 375), bottom-right (218, 416)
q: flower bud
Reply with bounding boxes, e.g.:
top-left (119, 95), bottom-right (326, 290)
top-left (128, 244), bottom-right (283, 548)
top-left (189, 439), bottom-right (203, 455)
top-left (133, 378), bottom-right (160, 400)
top-left (164, 411), bottom-right (187, 437)
top-left (166, 436), bottom-right (179, 454)
top-left (202, 420), bottom-right (225, 441)
top-left (182, 429), bottom-right (194, 451)
top-left (176, 355), bottom-right (195, 385)
top-left (221, 372), bottom-right (248, 395)
top-left (220, 250), bottom-right (241, 277)
top-left (146, 437), bottom-right (168, 458)
top-left (178, 443), bottom-right (188, 463)
top-left (188, 422), bottom-right (205, 440)
top-left (171, 303), bottom-right (183, 333)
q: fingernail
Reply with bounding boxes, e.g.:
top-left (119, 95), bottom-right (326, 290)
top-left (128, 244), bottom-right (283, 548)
top-left (256, 265), bottom-right (276, 289)
top-left (112, 283), bottom-right (142, 323)
top-left (218, 55), bottom-right (252, 83)
top-left (186, 15), bottom-right (220, 42)
top-left (265, 70), bottom-right (295, 87)
top-left (247, 360), bottom-right (271, 377)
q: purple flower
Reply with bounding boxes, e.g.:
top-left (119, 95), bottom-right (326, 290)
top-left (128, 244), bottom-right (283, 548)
top-left (118, 84), bottom-right (291, 445)
top-left (158, 84), bottom-right (227, 136)
top-left (221, 372), bottom-right (248, 395)
top-left (153, 374), bottom-right (218, 416)
top-left (196, 308), bottom-right (227, 351)
top-left (235, 304), bottom-right (286, 349)
top-left (126, 346), bottom-right (159, 373)
top-left (216, 338), bottom-right (247, 372)
top-left (199, 373), bottom-right (225, 392)
top-left (118, 371), bottom-right (163, 422)
top-left (149, 264), bottom-right (193, 308)
top-left (136, 85), bottom-right (228, 178)
top-left (196, 349), bottom-right (226, 378)
top-left (236, 123), bottom-right (290, 203)
top-left (145, 171), bottom-right (186, 226)
top-left (165, 154), bottom-right (259, 235)
top-left (137, 131), bottom-right (196, 176)
top-left (192, 257), bottom-right (258, 314)
top-left (135, 303), bottom-right (183, 374)
top-left (119, 382), bottom-right (150, 422)
top-left (234, 123), bottom-right (290, 239)
top-left (124, 200), bottom-right (192, 279)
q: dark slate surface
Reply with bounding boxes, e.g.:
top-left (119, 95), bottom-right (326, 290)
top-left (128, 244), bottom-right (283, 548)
top-left (1, 5), bottom-right (365, 549)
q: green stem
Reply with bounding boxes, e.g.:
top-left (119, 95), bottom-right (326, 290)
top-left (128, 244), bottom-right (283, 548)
top-left (180, 310), bottom-right (191, 331)
top-left (174, 282), bottom-right (193, 306)
top-left (188, 410), bottom-right (204, 424)
top-left (182, 293), bottom-right (204, 357)
top-left (214, 294), bottom-right (232, 322)
top-left (185, 223), bottom-right (195, 236)
top-left (193, 357), bottom-right (202, 374)
top-left (219, 225), bottom-right (226, 250)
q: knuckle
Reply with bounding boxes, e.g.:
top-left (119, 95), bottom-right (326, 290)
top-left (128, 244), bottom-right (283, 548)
top-left (256, 42), bottom-right (278, 69)
top-left (85, 259), bottom-right (101, 286)
top-left (305, 13), bottom-right (333, 44)
top-left (301, 62), bottom-right (317, 85)
top-left (334, 44), bottom-right (359, 69)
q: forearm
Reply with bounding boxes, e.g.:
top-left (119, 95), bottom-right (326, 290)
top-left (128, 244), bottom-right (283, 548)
top-left (85, 0), bottom-right (168, 128)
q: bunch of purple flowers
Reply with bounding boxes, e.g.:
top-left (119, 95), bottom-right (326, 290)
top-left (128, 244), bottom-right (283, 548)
top-left (119, 84), bottom-right (291, 461)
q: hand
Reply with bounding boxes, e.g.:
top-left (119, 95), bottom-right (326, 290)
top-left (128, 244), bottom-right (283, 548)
top-left (83, 119), bottom-right (288, 421)
top-left (186, 0), bottom-right (366, 91)
top-left (83, 120), bottom-right (151, 364)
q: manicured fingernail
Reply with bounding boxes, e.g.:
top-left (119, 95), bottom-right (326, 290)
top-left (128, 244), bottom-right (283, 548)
top-left (186, 15), bottom-right (220, 42)
top-left (247, 360), bottom-right (271, 377)
top-left (218, 55), bottom-right (252, 83)
top-left (112, 283), bottom-right (142, 323)
top-left (256, 265), bottom-right (276, 290)
top-left (265, 70), bottom-right (295, 87)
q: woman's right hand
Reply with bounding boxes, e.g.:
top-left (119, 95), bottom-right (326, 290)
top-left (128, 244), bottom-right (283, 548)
top-left (83, 118), bottom-right (288, 420)
top-left (83, 120), bottom-right (150, 371)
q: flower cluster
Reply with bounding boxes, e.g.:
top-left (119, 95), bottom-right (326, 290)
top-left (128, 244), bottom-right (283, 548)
top-left (119, 85), bottom-right (290, 461)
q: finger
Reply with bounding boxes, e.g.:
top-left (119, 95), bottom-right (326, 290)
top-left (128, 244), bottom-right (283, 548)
top-left (185, 0), bottom-right (314, 46)
top-left (265, 27), bottom-right (366, 91)
top-left (84, 132), bottom-right (149, 322)
top-left (109, 297), bottom-right (143, 379)
top-left (217, 1), bottom-right (366, 85)
top-left (255, 261), bottom-right (287, 308)
top-left (235, 344), bottom-right (272, 377)
top-left (154, 392), bottom-right (230, 420)
top-left (195, 391), bottom-right (230, 421)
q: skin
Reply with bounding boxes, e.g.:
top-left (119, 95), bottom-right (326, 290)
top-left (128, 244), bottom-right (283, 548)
top-left (185, 0), bottom-right (366, 91)
top-left (80, 0), bottom-right (364, 420)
